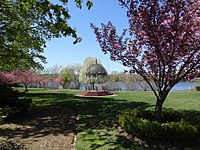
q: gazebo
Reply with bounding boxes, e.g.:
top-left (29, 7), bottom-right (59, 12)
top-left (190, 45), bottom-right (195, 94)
top-left (86, 63), bottom-right (107, 90)
top-left (81, 61), bottom-right (113, 96)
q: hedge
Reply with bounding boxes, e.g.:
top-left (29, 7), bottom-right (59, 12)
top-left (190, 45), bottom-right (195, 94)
top-left (119, 109), bottom-right (199, 143)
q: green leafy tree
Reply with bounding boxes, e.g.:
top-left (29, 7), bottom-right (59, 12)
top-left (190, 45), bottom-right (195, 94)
top-left (69, 64), bottom-right (82, 89)
top-left (0, 0), bottom-right (93, 71)
top-left (108, 71), bottom-right (121, 82)
top-left (59, 67), bottom-right (74, 88)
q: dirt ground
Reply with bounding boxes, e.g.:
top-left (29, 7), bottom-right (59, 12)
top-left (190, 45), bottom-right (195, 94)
top-left (0, 106), bottom-right (76, 150)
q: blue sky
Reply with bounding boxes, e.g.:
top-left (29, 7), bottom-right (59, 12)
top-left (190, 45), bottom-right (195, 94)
top-left (44, 0), bottom-right (129, 73)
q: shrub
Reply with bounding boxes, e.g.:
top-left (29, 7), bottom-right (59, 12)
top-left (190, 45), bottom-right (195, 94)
top-left (162, 120), bottom-right (198, 142)
top-left (0, 109), bottom-right (6, 124)
top-left (119, 109), bottom-right (199, 143)
top-left (196, 86), bottom-right (200, 91)
top-left (0, 83), bottom-right (32, 124)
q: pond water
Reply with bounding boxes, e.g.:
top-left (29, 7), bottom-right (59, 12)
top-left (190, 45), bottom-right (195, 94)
top-left (80, 81), bottom-right (200, 91)
top-left (172, 82), bottom-right (200, 91)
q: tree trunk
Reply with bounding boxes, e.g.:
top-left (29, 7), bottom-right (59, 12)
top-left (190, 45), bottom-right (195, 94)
top-left (154, 91), bottom-right (169, 121)
top-left (25, 85), bottom-right (27, 90)
top-left (154, 98), bottom-right (164, 121)
top-left (92, 83), bottom-right (95, 90)
top-left (24, 84), bottom-right (28, 92)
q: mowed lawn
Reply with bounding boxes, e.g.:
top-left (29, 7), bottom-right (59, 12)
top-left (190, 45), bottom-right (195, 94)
top-left (24, 89), bottom-right (200, 150)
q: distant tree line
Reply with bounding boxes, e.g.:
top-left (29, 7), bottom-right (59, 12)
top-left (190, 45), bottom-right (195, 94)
top-left (0, 57), bottom-right (149, 91)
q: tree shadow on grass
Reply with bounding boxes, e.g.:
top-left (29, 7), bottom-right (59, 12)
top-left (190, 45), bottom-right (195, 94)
top-left (54, 95), bottom-right (152, 130)
top-left (11, 92), bottom-right (200, 149)
top-left (25, 92), bottom-right (152, 131)
top-left (25, 92), bottom-right (75, 105)
top-left (76, 97), bottom-right (151, 131)
top-left (22, 92), bottom-right (154, 149)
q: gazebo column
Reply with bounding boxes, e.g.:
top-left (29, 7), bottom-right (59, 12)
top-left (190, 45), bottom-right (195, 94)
top-left (91, 82), bottom-right (95, 90)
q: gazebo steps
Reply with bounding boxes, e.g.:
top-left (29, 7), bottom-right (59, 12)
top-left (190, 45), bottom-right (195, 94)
top-left (81, 90), bottom-right (113, 96)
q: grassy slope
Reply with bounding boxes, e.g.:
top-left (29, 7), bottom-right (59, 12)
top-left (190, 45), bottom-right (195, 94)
top-left (24, 89), bottom-right (200, 150)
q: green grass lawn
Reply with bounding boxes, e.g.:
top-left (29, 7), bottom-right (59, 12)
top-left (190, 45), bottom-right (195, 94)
top-left (24, 89), bottom-right (200, 150)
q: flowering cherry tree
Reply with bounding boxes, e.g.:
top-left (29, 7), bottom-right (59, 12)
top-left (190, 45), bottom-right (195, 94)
top-left (0, 70), bottom-right (49, 90)
top-left (0, 71), bottom-right (17, 84)
top-left (53, 76), bottom-right (64, 89)
top-left (13, 70), bottom-right (40, 91)
top-left (38, 77), bottom-right (49, 88)
top-left (91, 0), bottom-right (200, 120)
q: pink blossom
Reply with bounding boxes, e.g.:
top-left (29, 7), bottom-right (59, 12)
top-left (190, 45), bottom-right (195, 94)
top-left (53, 76), bottom-right (64, 86)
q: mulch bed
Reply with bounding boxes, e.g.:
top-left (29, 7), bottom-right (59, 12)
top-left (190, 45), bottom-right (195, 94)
top-left (0, 106), bottom-right (76, 150)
